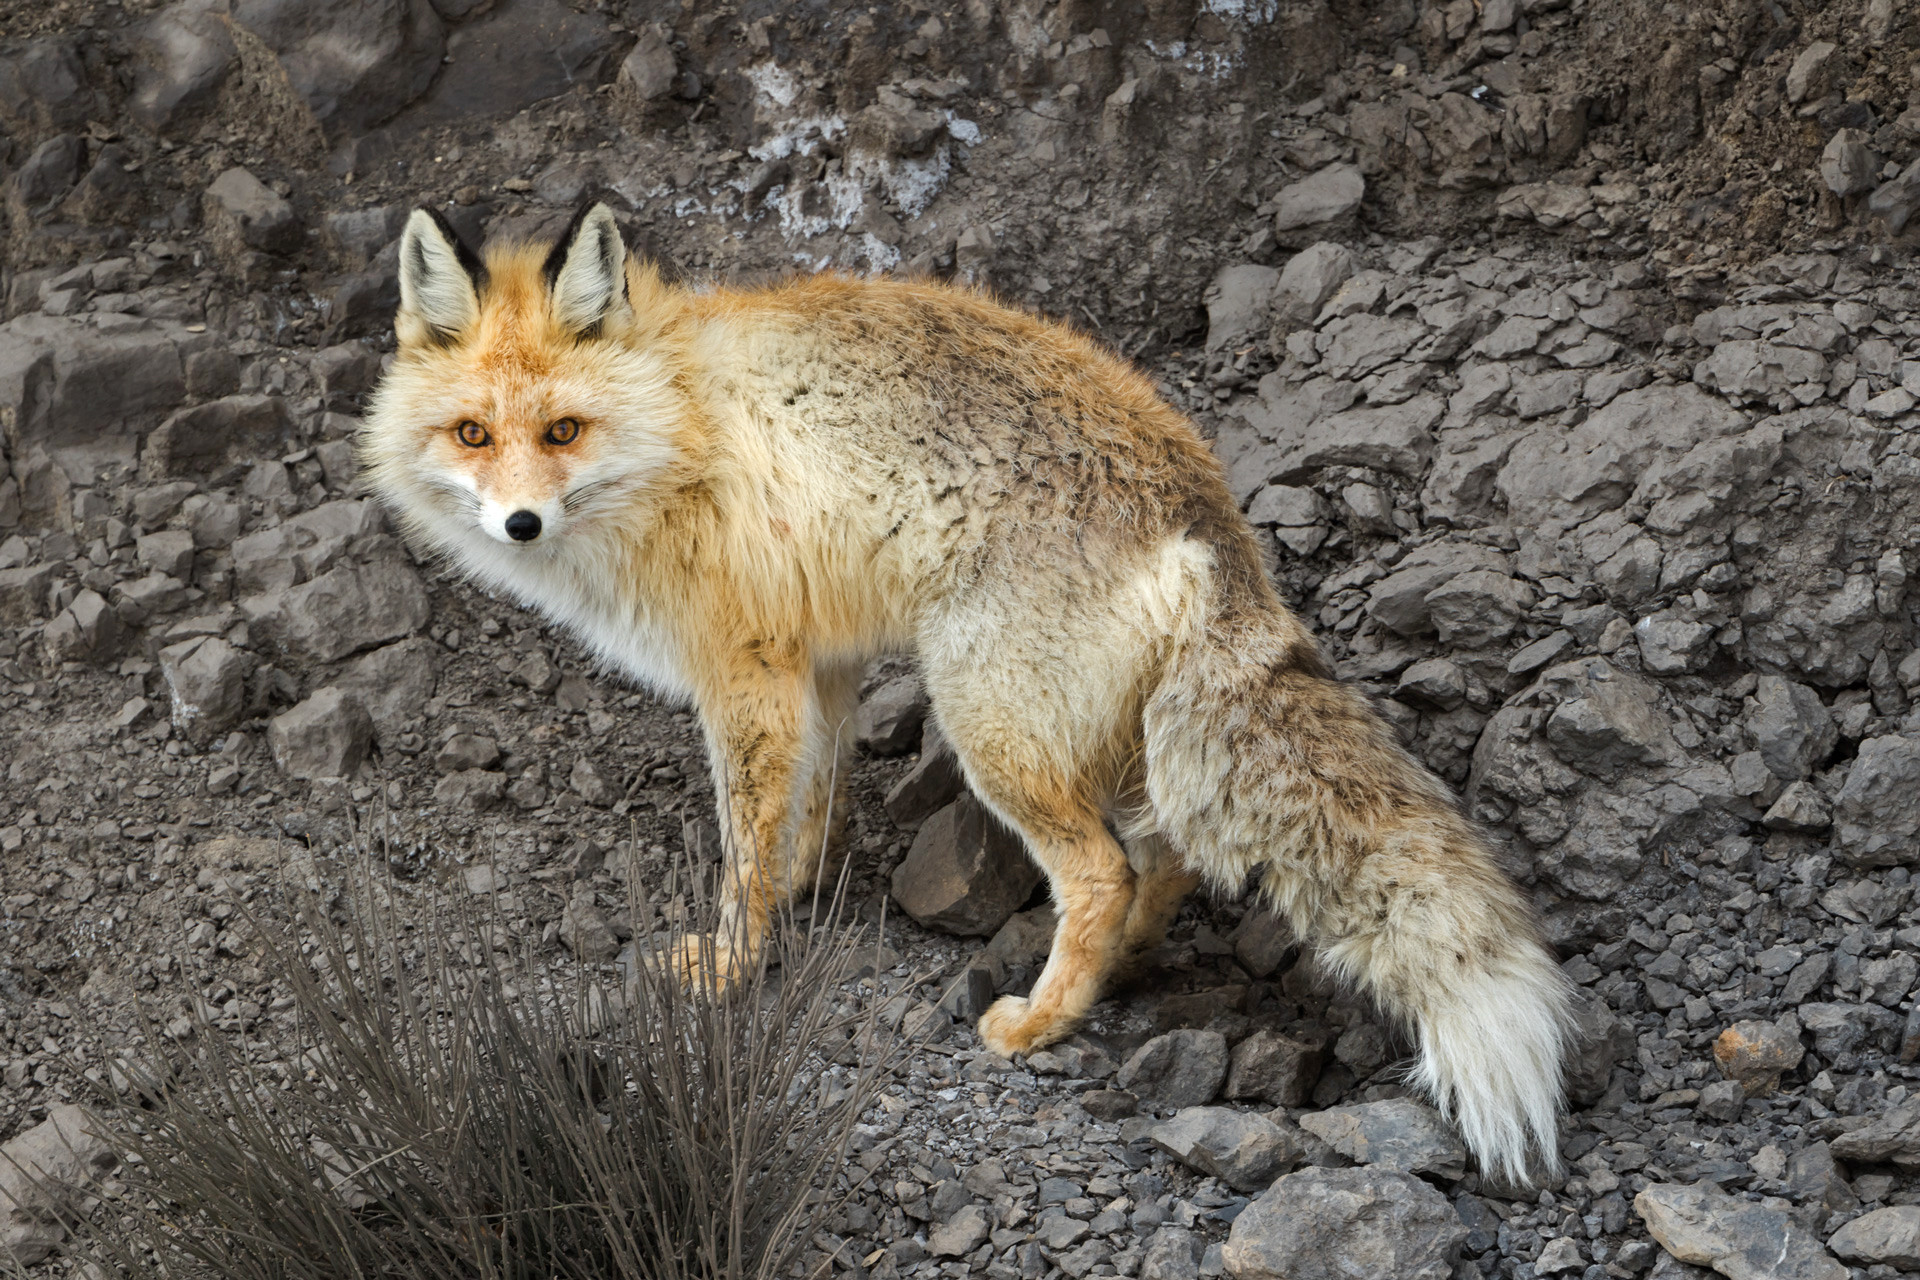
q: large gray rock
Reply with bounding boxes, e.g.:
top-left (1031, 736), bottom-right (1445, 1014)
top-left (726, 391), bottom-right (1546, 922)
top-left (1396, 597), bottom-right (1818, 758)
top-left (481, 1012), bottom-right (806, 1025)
top-left (1425, 570), bottom-right (1535, 649)
top-left (43, 589), bottom-right (125, 664)
top-left (334, 638), bottom-right (441, 738)
top-left (1150, 1106), bottom-right (1299, 1191)
top-left (130, 0), bottom-right (237, 131)
top-left (228, 0), bottom-right (445, 135)
top-left (0, 37), bottom-right (96, 134)
top-left (1829, 1207), bottom-right (1920, 1269)
top-left (1223, 1166), bottom-right (1465, 1280)
top-left (1635, 1181), bottom-right (1846, 1280)
top-left (1540, 659), bottom-right (1679, 781)
top-left (269, 686), bottom-right (375, 780)
top-left (1240, 393), bottom-right (1442, 487)
top-left (242, 560), bottom-right (432, 664)
top-left (890, 794), bottom-right (1040, 937)
top-left (855, 675), bottom-right (928, 755)
top-left (204, 167), bottom-right (302, 259)
top-left (1272, 242), bottom-right (1354, 326)
top-left (1821, 128), bottom-right (1879, 198)
top-left (1115, 1029), bottom-right (1229, 1108)
top-left (0, 313), bottom-right (189, 450)
top-left (1365, 542), bottom-right (1512, 636)
top-left (1225, 1028), bottom-right (1323, 1106)
top-left (1296, 1098), bottom-right (1466, 1180)
top-left (618, 24), bottom-right (677, 100)
top-left (143, 394), bottom-right (292, 478)
top-left (1869, 158), bottom-right (1920, 235)
top-left (159, 636), bottom-right (253, 744)
top-left (0, 1103), bottom-right (118, 1266)
top-left (1832, 734), bottom-right (1920, 867)
top-left (1272, 164), bottom-right (1364, 234)
top-left (1496, 385), bottom-right (1746, 526)
top-left (1829, 1098), bottom-right (1920, 1166)
top-left (1204, 264), bottom-right (1280, 352)
top-left (402, 0), bottom-right (619, 127)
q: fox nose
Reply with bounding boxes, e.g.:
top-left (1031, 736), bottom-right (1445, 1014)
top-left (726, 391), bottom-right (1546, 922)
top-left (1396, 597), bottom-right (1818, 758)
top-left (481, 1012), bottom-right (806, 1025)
top-left (504, 510), bottom-right (542, 542)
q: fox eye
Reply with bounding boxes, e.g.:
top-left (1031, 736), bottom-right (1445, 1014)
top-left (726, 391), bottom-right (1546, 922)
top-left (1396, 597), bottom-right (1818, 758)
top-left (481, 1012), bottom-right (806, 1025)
top-left (456, 421), bottom-right (489, 448)
top-left (546, 418), bottom-right (580, 446)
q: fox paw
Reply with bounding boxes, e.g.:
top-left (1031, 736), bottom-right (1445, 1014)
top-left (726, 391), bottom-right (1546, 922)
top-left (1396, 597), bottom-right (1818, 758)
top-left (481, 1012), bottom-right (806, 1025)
top-left (662, 933), bottom-right (752, 993)
top-left (976, 996), bottom-right (1070, 1058)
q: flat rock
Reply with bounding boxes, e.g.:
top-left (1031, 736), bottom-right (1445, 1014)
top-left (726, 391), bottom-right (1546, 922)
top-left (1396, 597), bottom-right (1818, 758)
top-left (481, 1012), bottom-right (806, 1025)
top-left (1240, 393), bottom-right (1441, 485)
top-left (1150, 1106), bottom-right (1300, 1191)
top-left (1296, 1098), bottom-right (1467, 1180)
top-left (242, 560), bottom-right (432, 664)
top-left (1829, 1098), bottom-right (1920, 1166)
top-left (1272, 163), bottom-right (1364, 234)
top-left (1223, 1166), bottom-right (1465, 1280)
top-left (1635, 1181), bottom-right (1846, 1280)
top-left (1828, 1206), bottom-right (1920, 1269)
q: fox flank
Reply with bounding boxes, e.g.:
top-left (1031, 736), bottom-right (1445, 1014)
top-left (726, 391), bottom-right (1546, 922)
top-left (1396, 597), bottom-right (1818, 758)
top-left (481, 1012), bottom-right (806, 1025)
top-left (360, 202), bottom-right (1574, 1185)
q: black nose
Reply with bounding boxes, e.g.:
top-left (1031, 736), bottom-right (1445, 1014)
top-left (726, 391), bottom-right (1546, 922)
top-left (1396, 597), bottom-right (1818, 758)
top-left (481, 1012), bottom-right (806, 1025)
top-left (504, 510), bottom-right (542, 542)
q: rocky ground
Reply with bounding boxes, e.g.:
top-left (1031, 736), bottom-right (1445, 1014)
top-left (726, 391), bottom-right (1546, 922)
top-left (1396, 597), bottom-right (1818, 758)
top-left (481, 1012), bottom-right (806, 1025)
top-left (6, 0), bottom-right (1920, 1277)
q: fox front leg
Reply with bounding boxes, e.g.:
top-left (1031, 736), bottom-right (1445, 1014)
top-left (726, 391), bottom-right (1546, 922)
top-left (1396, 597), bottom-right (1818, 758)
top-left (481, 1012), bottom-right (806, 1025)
top-left (672, 658), bottom-right (811, 990)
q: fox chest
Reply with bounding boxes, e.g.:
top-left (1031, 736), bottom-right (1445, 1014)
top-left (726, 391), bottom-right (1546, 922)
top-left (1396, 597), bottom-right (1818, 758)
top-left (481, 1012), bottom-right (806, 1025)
top-left (472, 548), bottom-right (695, 705)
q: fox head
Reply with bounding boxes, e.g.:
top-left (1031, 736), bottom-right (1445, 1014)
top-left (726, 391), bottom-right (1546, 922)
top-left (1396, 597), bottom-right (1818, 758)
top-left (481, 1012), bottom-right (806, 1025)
top-left (360, 202), bottom-right (689, 574)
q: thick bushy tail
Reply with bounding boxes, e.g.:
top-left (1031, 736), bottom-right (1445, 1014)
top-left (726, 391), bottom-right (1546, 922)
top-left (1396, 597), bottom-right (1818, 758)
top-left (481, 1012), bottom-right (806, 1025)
top-left (1141, 603), bottom-right (1572, 1185)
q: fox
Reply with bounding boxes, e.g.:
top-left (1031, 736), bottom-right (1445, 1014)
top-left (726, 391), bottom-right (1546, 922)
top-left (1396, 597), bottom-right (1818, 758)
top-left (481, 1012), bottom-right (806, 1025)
top-left (359, 201), bottom-right (1573, 1183)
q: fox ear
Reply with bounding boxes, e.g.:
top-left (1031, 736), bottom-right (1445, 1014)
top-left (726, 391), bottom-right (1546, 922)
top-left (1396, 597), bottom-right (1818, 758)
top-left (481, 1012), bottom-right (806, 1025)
top-left (397, 207), bottom-right (486, 343)
top-left (543, 202), bottom-right (628, 335)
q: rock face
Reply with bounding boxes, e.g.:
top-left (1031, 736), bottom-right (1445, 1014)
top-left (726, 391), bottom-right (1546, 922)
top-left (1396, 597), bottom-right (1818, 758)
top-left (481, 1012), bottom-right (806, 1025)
top-left (1635, 1181), bottom-right (1846, 1280)
top-left (227, 0), bottom-right (446, 136)
top-left (1223, 1166), bottom-right (1466, 1280)
top-left (889, 794), bottom-right (1040, 936)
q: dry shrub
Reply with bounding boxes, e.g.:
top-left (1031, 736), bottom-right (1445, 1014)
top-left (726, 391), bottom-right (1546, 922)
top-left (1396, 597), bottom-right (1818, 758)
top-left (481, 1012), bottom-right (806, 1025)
top-left (76, 852), bottom-right (896, 1280)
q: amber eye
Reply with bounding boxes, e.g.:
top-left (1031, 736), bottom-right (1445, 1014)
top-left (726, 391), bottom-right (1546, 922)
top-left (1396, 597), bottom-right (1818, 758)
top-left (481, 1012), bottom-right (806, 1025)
top-left (546, 417), bottom-right (580, 445)
top-left (456, 421), bottom-right (489, 447)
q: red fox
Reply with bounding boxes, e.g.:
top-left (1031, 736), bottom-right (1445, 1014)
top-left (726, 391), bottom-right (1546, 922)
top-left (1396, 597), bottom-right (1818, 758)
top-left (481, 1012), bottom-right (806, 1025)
top-left (360, 203), bottom-right (1572, 1183)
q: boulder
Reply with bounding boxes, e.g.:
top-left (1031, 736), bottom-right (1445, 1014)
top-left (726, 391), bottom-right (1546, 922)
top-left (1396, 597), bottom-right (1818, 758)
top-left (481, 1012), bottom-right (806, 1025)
top-left (269, 686), bottom-right (375, 780)
top-left (1223, 1166), bottom-right (1465, 1280)
top-left (0, 1104), bottom-right (118, 1266)
top-left (1635, 1181), bottom-right (1845, 1280)
top-left (1832, 734), bottom-right (1920, 867)
top-left (1272, 164), bottom-right (1365, 235)
top-left (1296, 1098), bottom-right (1466, 1180)
top-left (1150, 1106), bottom-right (1299, 1191)
top-left (1115, 1029), bottom-right (1229, 1108)
top-left (158, 636), bottom-right (253, 744)
top-left (890, 794), bottom-right (1040, 937)
top-left (227, 0), bottom-right (445, 135)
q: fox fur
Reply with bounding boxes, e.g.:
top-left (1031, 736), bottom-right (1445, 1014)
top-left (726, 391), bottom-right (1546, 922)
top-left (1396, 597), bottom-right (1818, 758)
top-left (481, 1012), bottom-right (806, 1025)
top-left (359, 202), bottom-right (1573, 1184)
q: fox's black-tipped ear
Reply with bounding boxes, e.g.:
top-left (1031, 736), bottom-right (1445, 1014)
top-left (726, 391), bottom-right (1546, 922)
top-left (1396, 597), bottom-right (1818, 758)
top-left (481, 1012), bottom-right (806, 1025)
top-left (542, 201), bottom-right (629, 336)
top-left (397, 207), bottom-right (486, 343)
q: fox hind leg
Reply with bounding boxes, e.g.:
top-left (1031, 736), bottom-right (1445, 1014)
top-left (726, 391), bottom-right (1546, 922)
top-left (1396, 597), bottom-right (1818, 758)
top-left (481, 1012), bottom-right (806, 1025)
top-left (1118, 828), bottom-right (1200, 965)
